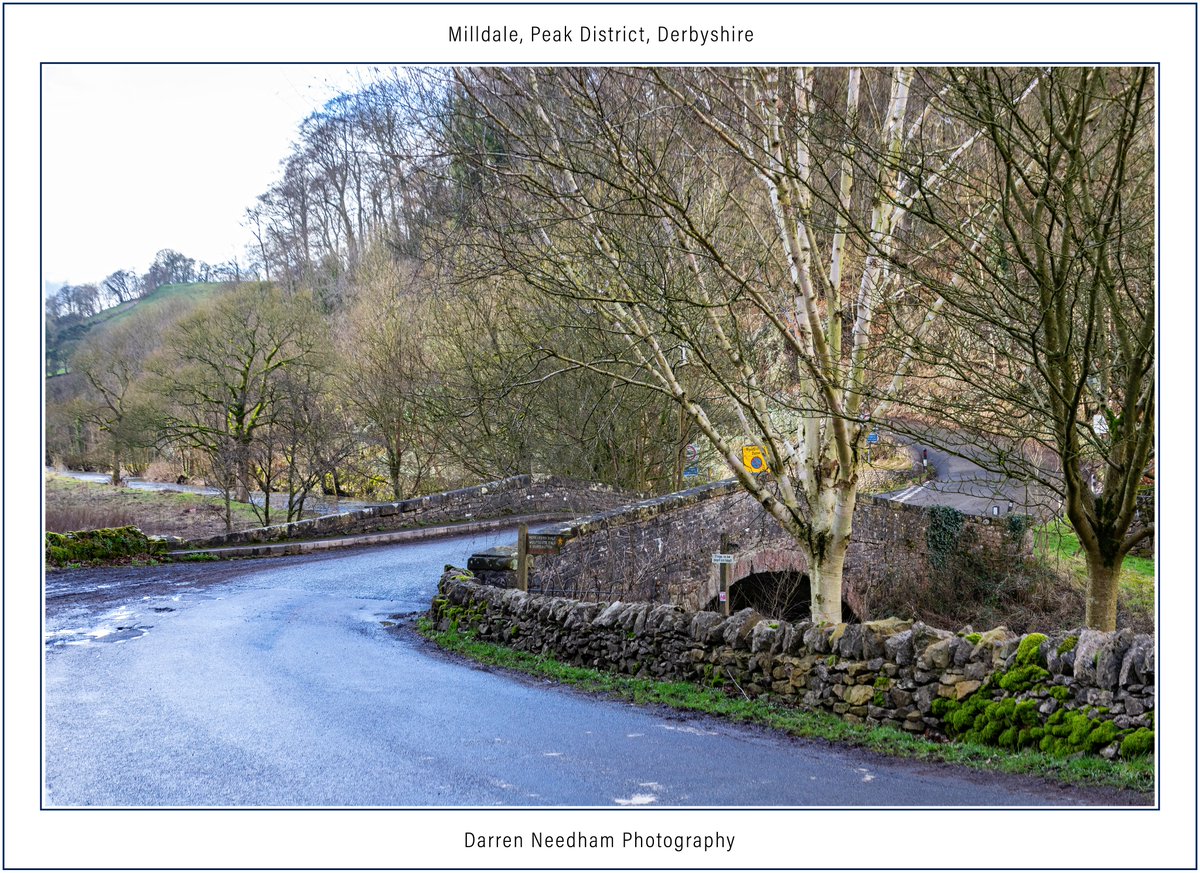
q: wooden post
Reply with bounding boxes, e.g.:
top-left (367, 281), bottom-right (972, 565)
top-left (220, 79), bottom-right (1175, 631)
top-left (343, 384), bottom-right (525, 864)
top-left (516, 523), bottom-right (530, 592)
top-left (674, 402), bottom-right (687, 491)
top-left (720, 531), bottom-right (731, 616)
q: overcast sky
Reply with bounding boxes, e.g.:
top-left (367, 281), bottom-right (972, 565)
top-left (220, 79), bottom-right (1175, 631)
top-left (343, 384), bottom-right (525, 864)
top-left (42, 64), bottom-right (373, 289)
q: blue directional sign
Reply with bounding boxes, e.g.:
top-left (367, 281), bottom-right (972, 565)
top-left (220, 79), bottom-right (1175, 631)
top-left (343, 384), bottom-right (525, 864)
top-left (866, 432), bottom-right (879, 444)
top-left (683, 464), bottom-right (700, 479)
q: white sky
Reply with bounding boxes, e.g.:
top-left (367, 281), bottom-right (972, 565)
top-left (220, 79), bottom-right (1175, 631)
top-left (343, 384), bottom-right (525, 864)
top-left (42, 64), bottom-right (375, 288)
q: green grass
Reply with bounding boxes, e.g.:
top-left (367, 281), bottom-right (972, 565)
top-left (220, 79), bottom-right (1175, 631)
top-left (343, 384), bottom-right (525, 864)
top-left (418, 620), bottom-right (1154, 796)
top-left (97, 282), bottom-right (226, 328)
top-left (47, 283), bottom-right (228, 378)
top-left (1034, 519), bottom-right (1155, 620)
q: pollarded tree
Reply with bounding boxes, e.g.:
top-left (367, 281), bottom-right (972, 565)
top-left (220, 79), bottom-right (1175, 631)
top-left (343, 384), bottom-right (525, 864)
top-left (441, 67), bottom-right (962, 622)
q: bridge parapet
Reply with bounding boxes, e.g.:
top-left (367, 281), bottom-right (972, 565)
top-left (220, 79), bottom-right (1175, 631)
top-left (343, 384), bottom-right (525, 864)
top-left (182, 474), bottom-right (636, 550)
top-left (472, 481), bottom-right (1034, 621)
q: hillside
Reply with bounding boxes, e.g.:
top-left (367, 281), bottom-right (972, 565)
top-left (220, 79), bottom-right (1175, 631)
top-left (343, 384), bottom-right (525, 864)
top-left (46, 282), bottom-right (228, 378)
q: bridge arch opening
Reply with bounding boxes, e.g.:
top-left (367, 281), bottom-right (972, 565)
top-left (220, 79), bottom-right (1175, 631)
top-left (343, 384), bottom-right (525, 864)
top-left (704, 570), bottom-right (860, 623)
top-left (731, 570), bottom-right (810, 621)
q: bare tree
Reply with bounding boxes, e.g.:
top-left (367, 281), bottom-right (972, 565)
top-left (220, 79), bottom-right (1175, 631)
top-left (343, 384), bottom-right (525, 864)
top-left (887, 67), bottom-right (1154, 630)
top-left (69, 313), bottom-right (163, 483)
top-left (336, 249), bottom-right (438, 499)
top-left (153, 283), bottom-right (327, 527)
top-left (437, 67), bottom-right (961, 623)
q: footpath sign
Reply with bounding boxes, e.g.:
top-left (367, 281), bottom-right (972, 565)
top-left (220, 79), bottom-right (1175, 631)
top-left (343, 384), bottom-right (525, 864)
top-left (683, 464), bottom-right (700, 479)
top-left (866, 432), bottom-right (879, 444)
top-left (527, 533), bottom-right (566, 556)
top-left (711, 553), bottom-right (735, 564)
top-left (742, 445), bottom-right (768, 473)
top-left (684, 442), bottom-right (700, 463)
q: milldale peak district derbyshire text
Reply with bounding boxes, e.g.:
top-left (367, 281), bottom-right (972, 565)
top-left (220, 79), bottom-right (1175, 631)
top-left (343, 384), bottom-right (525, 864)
top-left (448, 24), bottom-right (755, 45)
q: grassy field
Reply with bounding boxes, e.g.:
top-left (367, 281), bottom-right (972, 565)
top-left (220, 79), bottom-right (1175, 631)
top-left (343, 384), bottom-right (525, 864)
top-left (1034, 519), bottom-right (1155, 627)
top-left (45, 473), bottom-right (261, 539)
top-left (418, 620), bottom-right (1154, 796)
top-left (47, 283), bottom-right (227, 377)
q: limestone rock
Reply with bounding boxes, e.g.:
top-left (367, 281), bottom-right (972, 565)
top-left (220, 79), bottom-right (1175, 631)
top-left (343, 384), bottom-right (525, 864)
top-left (689, 610), bottom-right (724, 642)
top-left (1074, 628), bottom-right (1134, 690)
top-left (750, 621), bottom-right (781, 654)
top-left (803, 623), bottom-right (833, 654)
top-left (844, 685), bottom-right (875, 706)
top-left (954, 680), bottom-right (982, 700)
top-left (862, 617), bottom-right (913, 659)
top-left (922, 637), bottom-right (956, 671)
top-left (594, 601), bottom-right (627, 628)
top-left (722, 608), bottom-right (764, 647)
top-left (884, 629), bottom-right (915, 666)
top-left (1119, 634), bottom-right (1154, 686)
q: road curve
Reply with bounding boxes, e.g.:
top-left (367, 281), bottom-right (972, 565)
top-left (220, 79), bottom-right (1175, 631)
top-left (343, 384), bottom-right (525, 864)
top-left (880, 429), bottom-right (1058, 518)
top-left (44, 532), bottom-right (1140, 807)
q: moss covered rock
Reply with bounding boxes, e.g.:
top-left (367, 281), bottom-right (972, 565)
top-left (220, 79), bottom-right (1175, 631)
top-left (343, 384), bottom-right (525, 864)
top-left (45, 526), bottom-right (162, 567)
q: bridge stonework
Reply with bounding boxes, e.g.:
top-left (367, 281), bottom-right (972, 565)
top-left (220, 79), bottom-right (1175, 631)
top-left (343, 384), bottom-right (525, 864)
top-left (503, 480), bottom-right (1032, 621)
top-left (183, 474), bottom-right (636, 550)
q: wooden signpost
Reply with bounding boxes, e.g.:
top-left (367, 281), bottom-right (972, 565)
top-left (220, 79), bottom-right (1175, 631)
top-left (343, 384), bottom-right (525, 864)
top-left (516, 524), bottom-right (530, 592)
top-left (516, 527), bottom-right (566, 592)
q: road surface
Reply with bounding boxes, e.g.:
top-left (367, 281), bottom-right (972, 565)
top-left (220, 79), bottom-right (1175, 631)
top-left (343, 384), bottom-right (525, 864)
top-left (881, 430), bottom-right (1058, 519)
top-left (44, 532), bottom-right (1139, 807)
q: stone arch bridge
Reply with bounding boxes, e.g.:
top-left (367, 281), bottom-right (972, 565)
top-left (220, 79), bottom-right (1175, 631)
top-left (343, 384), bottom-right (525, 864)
top-left (470, 479), bottom-right (1033, 622)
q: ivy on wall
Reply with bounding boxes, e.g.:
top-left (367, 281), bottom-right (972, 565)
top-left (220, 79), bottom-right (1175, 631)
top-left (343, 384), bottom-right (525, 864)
top-left (926, 505), bottom-right (966, 567)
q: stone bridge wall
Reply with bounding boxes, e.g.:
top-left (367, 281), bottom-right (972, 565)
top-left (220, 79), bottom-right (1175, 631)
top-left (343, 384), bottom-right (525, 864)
top-left (184, 474), bottom-right (635, 549)
top-left (491, 480), bottom-right (1032, 619)
top-left (434, 575), bottom-right (1155, 761)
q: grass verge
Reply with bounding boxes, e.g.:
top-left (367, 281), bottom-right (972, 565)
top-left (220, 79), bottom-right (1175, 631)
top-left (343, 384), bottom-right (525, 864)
top-left (418, 619), bottom-right (1154, 797)
top-left (1034, 519), bottom-right (1155, 625)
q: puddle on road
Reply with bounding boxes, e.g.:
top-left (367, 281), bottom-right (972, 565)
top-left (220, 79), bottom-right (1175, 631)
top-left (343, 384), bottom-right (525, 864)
top-left (45, 624), bottom-right (151, 647)
top-left (45, 605), bottom-right (152, 647)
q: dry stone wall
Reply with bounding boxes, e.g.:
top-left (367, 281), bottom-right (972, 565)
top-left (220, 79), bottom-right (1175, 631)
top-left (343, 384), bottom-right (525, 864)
top-left (434, 573), bottom-right (1155, 761)
top-left (185, 475), bottom-right (634, 549)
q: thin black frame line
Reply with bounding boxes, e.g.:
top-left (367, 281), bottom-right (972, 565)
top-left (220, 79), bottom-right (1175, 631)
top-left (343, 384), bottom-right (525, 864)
top-left (8, 868), bottom-right (1200, 873)
top-left (1, 2), bottom-right (8, 870)
top-left (34, 59), bottom-right (1164, 65)
top-left (1189, 2), bottom-right (1199, 869)
top-left (33, 57), bottom-right (1169, 816)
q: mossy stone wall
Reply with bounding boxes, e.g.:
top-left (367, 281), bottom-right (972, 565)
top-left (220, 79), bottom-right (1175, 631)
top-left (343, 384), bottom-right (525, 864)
top-left (434, 573), bottom-right (1154, 761)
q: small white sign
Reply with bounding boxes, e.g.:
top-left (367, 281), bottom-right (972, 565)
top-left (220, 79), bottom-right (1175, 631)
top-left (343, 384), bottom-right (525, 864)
top-left (712, 553), bottom-right (735, 564)
top-left (719, 591), bottom-right (728, 602)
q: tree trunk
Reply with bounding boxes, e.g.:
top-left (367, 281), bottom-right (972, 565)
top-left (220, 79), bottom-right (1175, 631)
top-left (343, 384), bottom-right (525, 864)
top-left (387, 450), bottom-right (403, 501)
top-left (808, 541), bottom-right (849, 625)
top-left (1084, 551), bottom-right (1120, 631)
top-left (110, 447), bottom-right (121, 486)
top-left (235, 447), bottom-right (251, 504)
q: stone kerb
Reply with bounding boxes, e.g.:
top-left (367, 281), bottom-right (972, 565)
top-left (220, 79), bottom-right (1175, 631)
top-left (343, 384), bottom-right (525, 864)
top-left (433, 573), bottom-right (1155, 761)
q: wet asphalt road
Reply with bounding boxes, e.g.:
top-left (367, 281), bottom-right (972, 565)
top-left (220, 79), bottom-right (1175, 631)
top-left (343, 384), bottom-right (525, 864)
top-left (44, 532), bottom-right (1139, 808)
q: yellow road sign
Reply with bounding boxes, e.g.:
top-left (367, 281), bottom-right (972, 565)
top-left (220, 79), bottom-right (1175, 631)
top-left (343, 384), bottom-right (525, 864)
top-left (742, 445), bottom-right (768, 474)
